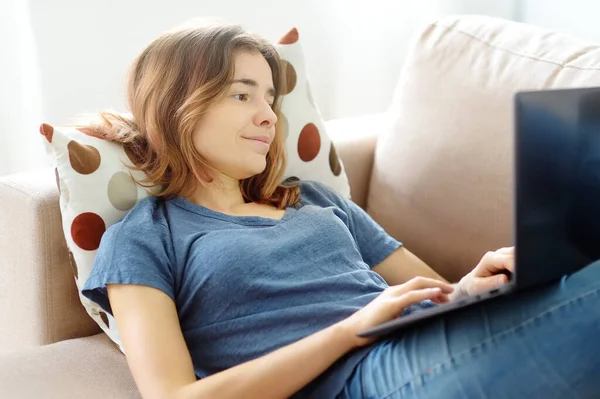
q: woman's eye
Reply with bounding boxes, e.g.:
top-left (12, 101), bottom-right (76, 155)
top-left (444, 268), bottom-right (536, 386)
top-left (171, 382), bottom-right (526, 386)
top-left (234, 93), bottom-right (249, 102)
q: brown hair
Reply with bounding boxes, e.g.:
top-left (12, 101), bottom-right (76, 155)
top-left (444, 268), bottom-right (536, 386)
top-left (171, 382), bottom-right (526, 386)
top-left (89, 18), bottom-right (300, 209)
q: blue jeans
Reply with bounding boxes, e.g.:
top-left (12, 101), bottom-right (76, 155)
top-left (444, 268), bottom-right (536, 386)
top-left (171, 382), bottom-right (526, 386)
top-left (337, 260), bottom-right (600, 398)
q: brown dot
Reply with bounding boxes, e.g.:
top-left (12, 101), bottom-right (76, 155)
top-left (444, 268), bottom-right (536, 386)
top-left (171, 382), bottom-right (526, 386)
top-left (99, 311), bottom-right (110, 328)
top-left (280, 60), bottom-right (297, 95)
top-left (278, 27), bottom-right (299, 44)
top-left (68, 140), bottom-right (101, 175)
top-left (298, 123), bottom-right (321, 162)
top-left (71, 212), bottom-right (106, 251)
top-left (67, 250), bottom-right (78, 279)
top-left (278, 112), bottom-right (289, 141)
top-left (54, 168), bottom-right (61, 193)
top-left (40, 123), bottom-right (54, 143)
top-left (108, 171), bottom-right (138, 211)
top-left (329, 143), bottom-right (342, 176)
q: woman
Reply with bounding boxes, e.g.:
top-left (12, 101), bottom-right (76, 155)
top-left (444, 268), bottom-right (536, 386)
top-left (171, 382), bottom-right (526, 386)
top-left (82, 19), bottom-right (600, 399)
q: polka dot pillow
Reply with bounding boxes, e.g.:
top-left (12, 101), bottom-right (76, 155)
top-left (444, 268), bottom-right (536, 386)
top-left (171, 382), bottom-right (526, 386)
top-left (40, 27), bottom-right (350, 352)
top-left (276, 27), bottom-right (350, 196)
top-left (39, 123), bottom-right (152, 350)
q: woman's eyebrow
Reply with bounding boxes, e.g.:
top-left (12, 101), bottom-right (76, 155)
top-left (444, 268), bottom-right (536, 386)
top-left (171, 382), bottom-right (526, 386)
top-left (229, 78), bottom-right (276, 97)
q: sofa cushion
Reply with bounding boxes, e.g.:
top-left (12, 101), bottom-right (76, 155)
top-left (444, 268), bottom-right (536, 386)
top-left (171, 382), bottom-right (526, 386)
top-left (368, 15), bottom-right (600, 281)
top-left (0, 333), bottom-right (139, 399)
top-left (0, 169), bottom-right (101, 353)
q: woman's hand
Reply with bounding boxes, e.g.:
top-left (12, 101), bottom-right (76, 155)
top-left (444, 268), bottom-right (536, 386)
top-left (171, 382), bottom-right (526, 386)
top-left (457, 246), bottom-right (515, 297)
top-left (337, 277), bottom-right (455, 347)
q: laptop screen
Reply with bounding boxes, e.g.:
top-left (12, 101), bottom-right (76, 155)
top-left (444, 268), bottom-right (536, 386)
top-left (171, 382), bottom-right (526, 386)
top-left (515, 87), bottom-right (600, 288)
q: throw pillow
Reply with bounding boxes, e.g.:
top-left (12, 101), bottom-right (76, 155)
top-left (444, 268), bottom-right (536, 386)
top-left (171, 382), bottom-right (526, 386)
top-left (40, 123), bottom-right (150, 350)
top-left (276, 27), bottom-right (350, 197)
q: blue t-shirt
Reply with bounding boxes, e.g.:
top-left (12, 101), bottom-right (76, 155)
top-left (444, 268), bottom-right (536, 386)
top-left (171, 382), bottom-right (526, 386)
top-left (82, 180), bottom-right (402, 398)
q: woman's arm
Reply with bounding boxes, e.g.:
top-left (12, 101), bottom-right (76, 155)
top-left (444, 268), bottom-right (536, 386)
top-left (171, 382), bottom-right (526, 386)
top-left (372, 246), bottom-right (450, 285)
top-left (372, 247), bottom-right (466, 302)
top-left (108, 283), bottom-right (356, 399)
top-left (178, 322), bottom-right (354, 399)
top-left (108, 276), bottom-right (452, 399)
top-left (372, 246), bottom-right (515, 301)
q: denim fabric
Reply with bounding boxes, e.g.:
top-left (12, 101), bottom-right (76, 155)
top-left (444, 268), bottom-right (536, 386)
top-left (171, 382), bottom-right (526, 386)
top-left (337, 260), bottom-right (600, 399)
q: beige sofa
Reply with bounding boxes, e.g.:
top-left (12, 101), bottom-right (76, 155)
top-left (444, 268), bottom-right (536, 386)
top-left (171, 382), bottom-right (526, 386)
top-left (2, 14), bottom-right (600, 398)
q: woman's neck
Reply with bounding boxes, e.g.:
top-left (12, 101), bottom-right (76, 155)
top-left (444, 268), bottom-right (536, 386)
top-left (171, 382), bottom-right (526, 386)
top-left (186, 175), bottom-right (246, 213)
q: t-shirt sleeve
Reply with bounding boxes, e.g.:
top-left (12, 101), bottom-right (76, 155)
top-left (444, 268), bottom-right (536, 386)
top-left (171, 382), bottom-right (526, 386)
top-left (301, 180), bottom-right (403, 268)
top-left (81, 214), bottom-right (175, 316)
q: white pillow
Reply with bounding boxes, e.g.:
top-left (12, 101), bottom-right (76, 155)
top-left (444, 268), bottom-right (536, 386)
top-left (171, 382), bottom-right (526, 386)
top-left (276, 27), bottom-right (350, 197)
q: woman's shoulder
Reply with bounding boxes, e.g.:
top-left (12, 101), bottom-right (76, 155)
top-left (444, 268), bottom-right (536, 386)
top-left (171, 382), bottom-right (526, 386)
top-left (104, 196), bottom-right (170, 242)
top-left (297, 179), bottom-right (344, 207)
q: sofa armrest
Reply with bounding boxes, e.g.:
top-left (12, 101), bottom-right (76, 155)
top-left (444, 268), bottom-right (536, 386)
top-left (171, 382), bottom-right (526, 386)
top-left (0, 333), bottom-right (139, 399)
top-left (0, 169), bottom-right (100, 353)
top-left (324, 112), bottom-right (387, 209)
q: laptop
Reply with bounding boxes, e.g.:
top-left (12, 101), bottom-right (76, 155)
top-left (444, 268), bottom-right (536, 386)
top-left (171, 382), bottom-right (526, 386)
top-left (357, 86), bottom-right (600, 338)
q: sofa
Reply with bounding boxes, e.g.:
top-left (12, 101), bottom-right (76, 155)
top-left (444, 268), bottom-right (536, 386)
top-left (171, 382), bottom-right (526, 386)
top-left (2, 14), bottom-right (600, 398)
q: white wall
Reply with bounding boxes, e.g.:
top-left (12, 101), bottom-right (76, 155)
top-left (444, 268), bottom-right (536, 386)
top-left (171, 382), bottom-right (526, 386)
top-left (1, 0), bottom-right (517, 176)
top-left (0, 0), bottom-right (45, 175)
top-left (520, 0), bottom-right (600, 43)
top-left (28, 0), bottom-right (518, 124)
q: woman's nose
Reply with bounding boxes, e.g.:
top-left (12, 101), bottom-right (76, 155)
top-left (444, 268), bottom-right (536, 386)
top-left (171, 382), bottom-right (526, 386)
top-left (256, 101), bottom-right (277, 127)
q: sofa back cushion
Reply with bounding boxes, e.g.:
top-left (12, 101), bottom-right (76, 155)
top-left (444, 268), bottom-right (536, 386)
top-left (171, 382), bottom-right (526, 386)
top-left (368, 15), bottom-right (600, 281)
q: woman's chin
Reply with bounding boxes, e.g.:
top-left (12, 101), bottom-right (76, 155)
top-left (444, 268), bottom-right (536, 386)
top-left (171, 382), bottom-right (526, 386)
top-left (237, 161), bottom-right (267, 180)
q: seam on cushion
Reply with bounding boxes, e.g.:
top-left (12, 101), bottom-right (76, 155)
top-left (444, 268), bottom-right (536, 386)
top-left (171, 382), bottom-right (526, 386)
top-left (431, 21), bottom-right (600, 71)
top-left (379, 284), bottom-right (600, 399)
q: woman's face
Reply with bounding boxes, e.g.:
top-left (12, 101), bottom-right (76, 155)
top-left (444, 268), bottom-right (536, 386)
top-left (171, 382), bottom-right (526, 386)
top-left (192, 51), bottom-right (278, 181)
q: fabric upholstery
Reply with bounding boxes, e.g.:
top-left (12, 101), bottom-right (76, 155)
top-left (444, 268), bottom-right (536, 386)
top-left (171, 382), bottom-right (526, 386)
top-left (368, 15), bottom-right (600, 282)
top-left (0, 169), bottom-right (100, 354)
top-left (0, 333), bottom-right (138, 399)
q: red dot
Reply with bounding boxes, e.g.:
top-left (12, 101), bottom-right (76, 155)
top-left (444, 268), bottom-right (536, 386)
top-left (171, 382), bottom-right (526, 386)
top-left (278, 27), bottom-right (299, 45)
top-left (40, 123), bottom-right (54, 143)
top-left (71, 213), bottom-right (106, 251)
top-left (298, 123), bottom-right (321, 162)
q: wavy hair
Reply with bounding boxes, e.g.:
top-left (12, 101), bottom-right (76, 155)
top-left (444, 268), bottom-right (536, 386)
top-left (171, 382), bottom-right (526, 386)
top-left (88, 19), bottom-right (300, 209)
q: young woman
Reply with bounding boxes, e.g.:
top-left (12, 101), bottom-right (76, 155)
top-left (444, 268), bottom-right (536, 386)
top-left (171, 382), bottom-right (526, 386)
top-left (82, 19), bottom-right (600, 399)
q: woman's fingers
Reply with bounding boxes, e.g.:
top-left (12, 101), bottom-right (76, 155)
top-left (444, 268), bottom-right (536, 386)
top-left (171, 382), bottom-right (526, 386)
top-left (479, 251), bottom-right (515, 275)
top-left (430, 293), bottom-right (451, 304)
top-left (472, 274), bottom-right (508, 293)
top-left (396, 276), bottom-right (454, 294)
top-left (393, 288), bottom-right (445, 310)
top-left (496, 246), bottom-right (515, 255)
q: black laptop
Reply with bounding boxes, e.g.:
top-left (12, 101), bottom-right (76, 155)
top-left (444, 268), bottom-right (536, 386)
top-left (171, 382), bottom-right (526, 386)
top-left (358, 86), bottom-right (600, 338)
